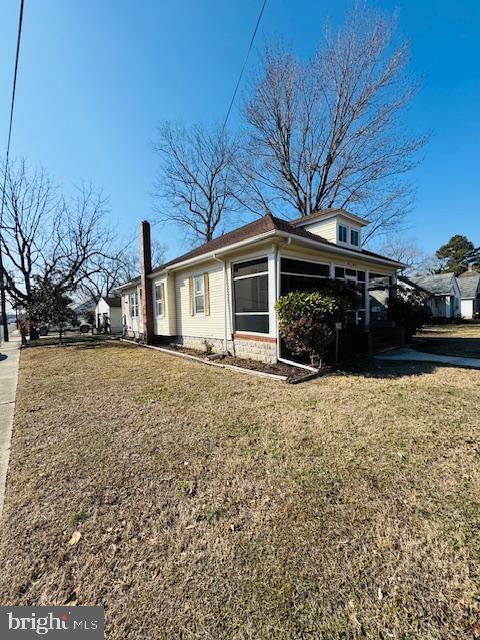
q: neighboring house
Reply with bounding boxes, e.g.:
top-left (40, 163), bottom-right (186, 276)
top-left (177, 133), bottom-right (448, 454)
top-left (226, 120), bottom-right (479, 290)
top-left (70, 298), bottom-right (96, 324)
top-left (458, 265), bottom-right (480, 319)
top-left (95, 296), bottom-right (122, 334)
top-left (409, 273), bottom-right (461, 319)
top-left (117, 210), bottom-right (403, 363)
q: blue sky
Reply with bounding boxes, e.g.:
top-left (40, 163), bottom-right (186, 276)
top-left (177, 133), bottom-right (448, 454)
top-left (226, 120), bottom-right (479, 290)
top-left (0, 0), bottom-right (479, 261)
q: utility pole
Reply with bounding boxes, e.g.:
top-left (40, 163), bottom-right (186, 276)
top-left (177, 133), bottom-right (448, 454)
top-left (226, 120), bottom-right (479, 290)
top-left (0, 0), bottom-right (25, 342)
top-left (0, 245), bottom-right (8, 343)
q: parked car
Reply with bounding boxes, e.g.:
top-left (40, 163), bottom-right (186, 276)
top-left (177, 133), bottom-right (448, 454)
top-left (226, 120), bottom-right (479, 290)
top-left (38, 322), bottom-right (92, 336)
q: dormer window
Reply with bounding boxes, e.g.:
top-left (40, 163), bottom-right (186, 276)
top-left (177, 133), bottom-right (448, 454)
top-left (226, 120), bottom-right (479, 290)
top-left (338, 225), bottom-right (347, 243)
top-left (351, 229), bottom-right (359, 246)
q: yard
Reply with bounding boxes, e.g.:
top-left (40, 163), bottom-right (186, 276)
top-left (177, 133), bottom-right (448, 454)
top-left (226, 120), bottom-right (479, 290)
top-left (0, 338), bottom-right (479, 638)
top-left (414, 323), bottom-right (480, 358)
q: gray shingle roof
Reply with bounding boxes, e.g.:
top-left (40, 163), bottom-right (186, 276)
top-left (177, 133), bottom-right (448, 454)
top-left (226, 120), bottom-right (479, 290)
top-left (410, 273), bottom-right (456, 295)
top-left (457, 271), bottom-right (480, 299)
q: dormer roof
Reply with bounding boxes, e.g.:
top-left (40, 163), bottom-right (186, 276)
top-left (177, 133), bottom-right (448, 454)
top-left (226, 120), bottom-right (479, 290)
top-left (291, 208), bottom-right (369, 228)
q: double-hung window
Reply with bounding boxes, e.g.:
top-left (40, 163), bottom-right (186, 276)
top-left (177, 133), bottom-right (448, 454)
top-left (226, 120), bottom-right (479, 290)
top-left (129, 291), bottom-right (139, 317)
top-left (350, 229), bottom-right (359, 246)
top-left (233, 257), bottom-right (269, 334)
top-left (193, 274), bottom-right (205, 314)
top-left (155, 283), bottom-right (164, 317)
top-left (338, 224), bottom-right (348, 243)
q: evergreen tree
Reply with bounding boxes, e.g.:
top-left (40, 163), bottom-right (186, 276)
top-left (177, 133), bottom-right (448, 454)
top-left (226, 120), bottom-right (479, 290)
top-left (435, 235), bottom-right (480, 276)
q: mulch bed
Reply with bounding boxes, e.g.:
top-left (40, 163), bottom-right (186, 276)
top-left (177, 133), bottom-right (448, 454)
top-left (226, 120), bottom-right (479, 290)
top-left (158, 343), bottom-right (309, 380)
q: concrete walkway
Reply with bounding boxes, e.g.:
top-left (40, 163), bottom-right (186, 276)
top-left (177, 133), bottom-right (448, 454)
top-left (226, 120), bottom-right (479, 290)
top-left (0, 334), bottom-right (21, 515)
top-left (375, 347), bottom-right (480, 370)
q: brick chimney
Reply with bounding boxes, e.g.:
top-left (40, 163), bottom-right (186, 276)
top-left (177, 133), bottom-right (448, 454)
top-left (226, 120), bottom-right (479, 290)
top-left (139, 220), bottom-right (154, 344)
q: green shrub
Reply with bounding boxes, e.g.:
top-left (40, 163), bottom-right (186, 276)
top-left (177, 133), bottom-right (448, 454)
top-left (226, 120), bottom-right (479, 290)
top-left (275, 289), bottom-right (350, 366)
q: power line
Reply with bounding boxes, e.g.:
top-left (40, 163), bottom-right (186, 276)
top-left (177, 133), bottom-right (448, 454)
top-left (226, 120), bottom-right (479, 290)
top-left (0, 0), bottom-right (25, 343)
top-left (220, 0), bottom-right (267, 134)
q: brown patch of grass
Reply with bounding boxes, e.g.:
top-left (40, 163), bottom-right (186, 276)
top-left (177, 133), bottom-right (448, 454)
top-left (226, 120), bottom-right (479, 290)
top-left (415, 323), bottom-right (480, 358)
top-left (0, 341), bottom-right (479, 638)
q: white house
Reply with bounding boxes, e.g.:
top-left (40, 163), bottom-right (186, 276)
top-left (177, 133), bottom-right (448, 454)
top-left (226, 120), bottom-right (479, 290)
top-left (458, 266), bottom-right (480, 319)
top-left (95, 296), bottom-right (122, 334)
top-left (409, 273), bottom-right (461, 320)
top-left (117, 211), bottom-right (404, 364)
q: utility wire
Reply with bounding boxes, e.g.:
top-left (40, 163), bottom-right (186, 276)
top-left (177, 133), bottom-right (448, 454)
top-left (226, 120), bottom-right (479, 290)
top-left (0, 0), bottom-right (25, 343)
top-left (220, 0), bottom-right (267, 134)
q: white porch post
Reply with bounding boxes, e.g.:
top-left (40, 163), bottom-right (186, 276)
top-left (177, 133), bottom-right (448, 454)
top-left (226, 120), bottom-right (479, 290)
top-left (365, 271), bottom-right (371, 326)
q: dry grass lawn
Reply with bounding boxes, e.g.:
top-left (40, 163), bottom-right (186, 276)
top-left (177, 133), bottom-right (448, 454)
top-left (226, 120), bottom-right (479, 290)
top-left (0, 341), bottom-right (479, 639)
top-left (415, 323), bottom-right (480, 358)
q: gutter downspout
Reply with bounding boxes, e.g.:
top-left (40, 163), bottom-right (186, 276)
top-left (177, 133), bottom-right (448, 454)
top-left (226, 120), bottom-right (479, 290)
top-left (213, 254), bottom-right (229, 353)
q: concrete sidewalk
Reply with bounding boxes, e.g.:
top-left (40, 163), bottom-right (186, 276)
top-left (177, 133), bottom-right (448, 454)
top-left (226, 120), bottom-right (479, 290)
top-left (0, 334), bottom-right (21, 515)
top-left (375, 347), bottom-right (480, 370)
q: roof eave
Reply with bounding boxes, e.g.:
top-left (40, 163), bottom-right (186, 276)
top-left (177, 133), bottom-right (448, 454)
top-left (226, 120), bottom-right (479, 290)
top-left (274, 230), bottom-right (404, 268)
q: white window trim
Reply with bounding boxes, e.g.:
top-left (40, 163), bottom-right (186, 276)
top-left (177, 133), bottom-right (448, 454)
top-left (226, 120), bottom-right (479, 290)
top-left (129, 291), bottom-right (139, 317)
top-left (193, 273), bottom-right (205, 316)
top-left (232, 255), bottom-right (270, 335)
top-left (154, 283), bottom-right (165, 318)
top-left (338, 224), bottom-right (348, 244)
top-left (337, 222), bottom-right (361, 247)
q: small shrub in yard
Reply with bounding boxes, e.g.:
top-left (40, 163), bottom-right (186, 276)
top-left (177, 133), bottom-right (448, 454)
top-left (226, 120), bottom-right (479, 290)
top-left (276, 290), bottom-right (350, 367)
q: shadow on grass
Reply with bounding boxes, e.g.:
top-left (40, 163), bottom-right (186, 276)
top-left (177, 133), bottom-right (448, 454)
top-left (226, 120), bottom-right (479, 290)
top-left (412, 337), bottom-right (480, 359)
top-left (337, 357), bottom-right (442, 380)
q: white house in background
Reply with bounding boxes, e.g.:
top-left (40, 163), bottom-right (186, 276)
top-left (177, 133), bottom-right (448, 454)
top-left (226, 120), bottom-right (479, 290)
top-left (458, 265), bottom-right (480, 319)
top-left (95, 296), bottom-right (122, 334)
top-left (116, 211), bottom-right (404, 364)
top-left (409, 273), bottom-right (461, 319)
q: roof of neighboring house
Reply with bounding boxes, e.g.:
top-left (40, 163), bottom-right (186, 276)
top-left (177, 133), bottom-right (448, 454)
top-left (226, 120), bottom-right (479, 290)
top-left (101, 296), bottom-right (122, 308)
top-left (70, 298), bottom-right (96, 313)
top-left (398, 275), bottom-right (431, 295)
top-left (457, 270), bottom-right (480, 299)
top-left (409, 272), bottom-right (457, 296)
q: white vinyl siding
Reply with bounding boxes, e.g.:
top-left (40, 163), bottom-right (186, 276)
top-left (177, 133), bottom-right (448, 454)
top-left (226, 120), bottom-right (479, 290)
top-left (153, 276), bottom-right (172, 336)
top-left (122, 285), bottom-right (143, 336)
top-left (301, 218), bottom-right (337, 243)
top-left (175, 261), bottom-right (232, 340)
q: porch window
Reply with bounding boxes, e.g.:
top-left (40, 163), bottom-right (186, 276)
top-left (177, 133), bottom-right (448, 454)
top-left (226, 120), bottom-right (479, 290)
top-left (155, 283), bottom-right (165, 317)
top-left (129, 291), bottom-right (139, 317)
top-left (334, 267), bottom-right (367, 326)
top-left (233, 257), bottom-right (269, 334)
top-left (280, 257), bottom-right (330, 294)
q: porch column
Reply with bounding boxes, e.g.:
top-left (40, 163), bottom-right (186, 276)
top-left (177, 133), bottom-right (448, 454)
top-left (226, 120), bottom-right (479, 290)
top-left (365, 271), bottom-right (371, 326)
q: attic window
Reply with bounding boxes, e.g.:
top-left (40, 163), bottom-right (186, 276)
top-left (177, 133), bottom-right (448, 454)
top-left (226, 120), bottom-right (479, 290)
top-left (338, 225), bottom-right (347, 243)
top-left (351, 229), bottom-right (359, 246)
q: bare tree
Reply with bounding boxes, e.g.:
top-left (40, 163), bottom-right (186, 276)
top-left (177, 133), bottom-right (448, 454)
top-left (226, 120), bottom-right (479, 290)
top-left (153, 123), bottom-right (240, 243)
top-left (377, 234), bottom-right (426, 275)
top-left (241, 5), bottom-right (427, 240)
top-left (78, 237), bottom-right (167, 302)
top-left (0, 159), bottom-right (115, 308)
